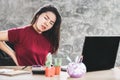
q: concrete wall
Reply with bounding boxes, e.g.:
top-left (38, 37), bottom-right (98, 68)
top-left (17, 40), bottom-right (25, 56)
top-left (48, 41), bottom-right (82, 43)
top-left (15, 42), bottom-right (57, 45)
top-left (0, 0), bottom-right (120, 66)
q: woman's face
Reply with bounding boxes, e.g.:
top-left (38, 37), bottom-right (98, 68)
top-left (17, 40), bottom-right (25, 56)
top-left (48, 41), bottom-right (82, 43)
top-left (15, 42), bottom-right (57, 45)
top-left (33, 11), bottom-right (56, 34)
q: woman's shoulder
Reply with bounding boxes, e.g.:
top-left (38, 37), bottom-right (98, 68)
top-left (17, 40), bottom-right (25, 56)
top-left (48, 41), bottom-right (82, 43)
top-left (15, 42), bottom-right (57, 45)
top-left (8, 25), bottom-right (32, 35)
top-left (13, 25), bottom-right (32, 32)
top-left (16, 25), bottom-right (32, 30)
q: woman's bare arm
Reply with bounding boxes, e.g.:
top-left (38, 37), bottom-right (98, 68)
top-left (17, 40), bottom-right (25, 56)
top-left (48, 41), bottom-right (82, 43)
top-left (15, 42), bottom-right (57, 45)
top-left (0, 31), bottom-right (19, 66)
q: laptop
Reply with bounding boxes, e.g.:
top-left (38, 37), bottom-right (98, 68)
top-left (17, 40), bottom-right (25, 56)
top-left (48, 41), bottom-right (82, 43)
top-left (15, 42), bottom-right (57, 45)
top-left (82, 36), bottom-right (120, 72)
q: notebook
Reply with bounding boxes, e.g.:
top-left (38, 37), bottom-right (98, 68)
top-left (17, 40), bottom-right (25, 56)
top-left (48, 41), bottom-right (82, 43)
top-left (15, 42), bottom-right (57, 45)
top-left (0, 69), bottom-right (31, 76)
top-left (82, 36), bottom-right (120, 72)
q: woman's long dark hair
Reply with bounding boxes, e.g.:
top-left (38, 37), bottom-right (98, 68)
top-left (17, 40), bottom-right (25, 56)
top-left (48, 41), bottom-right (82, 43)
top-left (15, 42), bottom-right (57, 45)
top-left (31, 5), bottom-right (61, 54)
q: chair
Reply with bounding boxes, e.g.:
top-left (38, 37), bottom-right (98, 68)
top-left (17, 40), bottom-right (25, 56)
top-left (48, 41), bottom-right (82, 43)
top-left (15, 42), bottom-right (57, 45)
top-left (0, 42), bottom-right (16, 66)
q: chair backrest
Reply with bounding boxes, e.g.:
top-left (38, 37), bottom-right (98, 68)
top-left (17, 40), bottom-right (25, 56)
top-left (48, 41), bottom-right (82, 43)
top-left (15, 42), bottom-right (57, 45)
top-left (82, 36), bottom-right (120, 72)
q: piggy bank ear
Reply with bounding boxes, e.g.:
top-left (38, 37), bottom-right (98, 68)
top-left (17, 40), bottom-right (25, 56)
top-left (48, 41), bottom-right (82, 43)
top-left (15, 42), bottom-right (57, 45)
top-left (78, 55), bottom-right (83, 63)
top-left (75, 55), bottom-right (83, 63)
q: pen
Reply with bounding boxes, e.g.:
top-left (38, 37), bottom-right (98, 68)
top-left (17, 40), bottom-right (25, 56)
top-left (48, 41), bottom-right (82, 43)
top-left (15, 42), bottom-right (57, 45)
top-left (21, 66), bottom-right (27, 70)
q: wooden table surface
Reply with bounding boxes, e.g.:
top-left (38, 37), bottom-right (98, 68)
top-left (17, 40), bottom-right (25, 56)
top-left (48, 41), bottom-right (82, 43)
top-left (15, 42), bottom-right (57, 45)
top-left (0, 66), bottom-right (120, 80)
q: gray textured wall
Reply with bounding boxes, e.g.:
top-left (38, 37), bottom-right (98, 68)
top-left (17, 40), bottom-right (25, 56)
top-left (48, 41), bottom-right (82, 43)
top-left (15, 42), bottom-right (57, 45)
top-left (0, 0), bottom-right (120, 66)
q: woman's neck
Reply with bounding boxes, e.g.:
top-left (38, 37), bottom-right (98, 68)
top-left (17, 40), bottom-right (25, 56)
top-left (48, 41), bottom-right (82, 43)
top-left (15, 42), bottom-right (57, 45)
top-left (32, 24), bottom-right (42, 34)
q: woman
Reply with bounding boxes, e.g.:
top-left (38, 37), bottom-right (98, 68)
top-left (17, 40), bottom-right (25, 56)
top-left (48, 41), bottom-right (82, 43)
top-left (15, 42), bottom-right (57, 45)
top-left (0, 5), bottom-right (62, 66)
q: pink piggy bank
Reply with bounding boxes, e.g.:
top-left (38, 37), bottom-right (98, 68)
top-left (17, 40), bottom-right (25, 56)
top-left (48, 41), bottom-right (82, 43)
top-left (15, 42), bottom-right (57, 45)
top-left (67, 62), bottom-right (86, 78)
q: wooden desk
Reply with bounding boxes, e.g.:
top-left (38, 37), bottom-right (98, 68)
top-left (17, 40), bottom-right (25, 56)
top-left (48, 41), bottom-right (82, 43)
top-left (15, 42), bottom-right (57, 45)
top-left (0, 67), bottom-right (120, 80)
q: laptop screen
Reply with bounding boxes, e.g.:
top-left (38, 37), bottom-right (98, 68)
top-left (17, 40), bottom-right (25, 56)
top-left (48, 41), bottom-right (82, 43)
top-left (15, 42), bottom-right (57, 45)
top-left (82, 36), bottom-right (120, 72)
